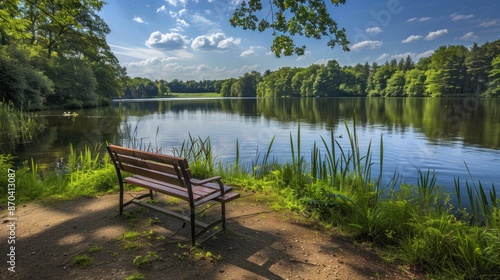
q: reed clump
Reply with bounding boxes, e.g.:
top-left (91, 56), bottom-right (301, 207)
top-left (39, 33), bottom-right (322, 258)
top-left (172, 120), bottom-right (499, 279)
top-left (0, 144), bottom-right (117, 202)
top-left (0, 102), bottom-right (45, 154)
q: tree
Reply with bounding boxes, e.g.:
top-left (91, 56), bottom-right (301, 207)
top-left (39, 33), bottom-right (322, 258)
top-left (0, 0), bottom-right (28, 45)
top-left (486, 55), bottom-right (500, 97)
top-left (404, 69), bottom-right (426, 97)
top-left (230, 0), bottom-right (349, 57)
top-left (467, 43), bottom-right (494, 95)
top-left (0, 45), bottom-right (53, 109)
top-left (404, 55), bottom-right (415, 71)
top-left (220, 78), bottom-right (236, 97)
top-left (385, 70), bottom-right (405, 96)
top-left (157, 80), bottom-right (171, 96)
top-left (369, 65), bottom-right (394, 96)
top-left (313, 67), bottom-right (330, 96)
top-left (425, 45), bottom-right (469, 96)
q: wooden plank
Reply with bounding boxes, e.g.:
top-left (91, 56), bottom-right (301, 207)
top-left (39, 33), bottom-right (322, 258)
top-left (131, 175), bottom-right (220, 198)
top-left (125, 177), bottom-right (192, 200)
top-left (121, 164), bottom-right (183, 186)
top-left (214, 192), bottom-right (241, 203)
top-left (108, 144), bottom-right (185, 166)
top-left (115, 154), bottom-right (179, 175)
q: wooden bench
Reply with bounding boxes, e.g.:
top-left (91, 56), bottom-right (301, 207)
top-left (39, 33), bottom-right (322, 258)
top-left (107, 144), bottom-right (240, 246)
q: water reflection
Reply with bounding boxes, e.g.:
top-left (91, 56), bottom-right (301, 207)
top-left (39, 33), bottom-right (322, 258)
top-left (19, 97), bottom-right (500, 190)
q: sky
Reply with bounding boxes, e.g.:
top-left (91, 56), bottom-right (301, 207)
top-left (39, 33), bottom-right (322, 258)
top-left (99, 0), bottom-right (500, 81)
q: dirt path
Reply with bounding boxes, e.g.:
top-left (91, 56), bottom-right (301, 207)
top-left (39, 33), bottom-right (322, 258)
top-left (1, 190), bottom-right (422, 279)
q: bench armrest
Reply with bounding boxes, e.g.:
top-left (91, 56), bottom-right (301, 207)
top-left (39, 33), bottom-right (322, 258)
top-left (191, 176), bottom-right (222, 185)
top-left (191, 176), bottom-right (226, 195)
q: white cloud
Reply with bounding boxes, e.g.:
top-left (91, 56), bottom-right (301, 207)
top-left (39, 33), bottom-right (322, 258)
top-left (225, 64), bottom-right (261, 78)
top-left (157, 5), bottom-right (167, 13)
top-left (376, 53), bottom-right (389, 61)
top-left (425, 29), bottom-right (448, 40)
top-left (218, 37), bottom-right (241, 49)
top-left (416, 50), bottom-right (434, 60)
top-left (393, 52), bottom-right (415, 60)
top-left (125, 57), bottom-right (179, 68)
top-left (133, 16), bottom-right (144, 23)
top-left (366, 27), bottom-right (383, 34)
top-left (145, 31), bottom-right (190, 50)
top-left (451, 13), bottom-right (474, 21)
top-left (350, 40), bottom-right (383, 51)
top-left (407, 17), bottom-right (432, 22)
top-left (240, 46), bottom-right (262, 57)
top-left (179, 9), bottom-right (188, 17)
top-left (126, 61), bottom-right (261, 80)
top-left (176, 19), bottom-right (190, 28)
top-left (479, 20), bottom-right (498, 27)
top-left (191, 33), bottom-right (241, 51)
top-left (190, 12), bottom-right (218, 29)
top-left (457, 32), bottom-right (479, 41)
top-left (109, 44), bottom-right (170, 60)
top-left (166, 0), bottom-right (187, 7)
top-left (402, 35), bottom-right (422, 43)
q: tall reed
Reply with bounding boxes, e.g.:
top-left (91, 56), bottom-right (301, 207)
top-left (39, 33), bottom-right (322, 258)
top-left (0, 102), bottom-right (45, 154)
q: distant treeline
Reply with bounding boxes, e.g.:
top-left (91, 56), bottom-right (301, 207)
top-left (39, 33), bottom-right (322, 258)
top-left (124, 40), bottom-right (500, 99)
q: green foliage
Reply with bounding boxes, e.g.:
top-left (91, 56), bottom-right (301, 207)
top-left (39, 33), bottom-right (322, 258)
top-left (0, 144), bottom-right (115, 204)
top-left (72, 254), bottom-right (93, 267)
top-left (486, 55), bottom-right (500, 97)
top-left (0, 102), bottom-right (45, 154)
top-left (133, 251), bottom-right (162, 268)
top-left (0, 1), bottom-right (125, 109)
top-left (88, 245), bottom-right (103, 253)
top-left (252, 40), bottom-right (500, 97)
top-left (0, 46), bottom-right (53, 109)
top-left (230, 0), bottom-right (349, 57)
top-left (6, 121), bottom-right (500, 279)
top-left (385, 70), bottom-right (406, 96)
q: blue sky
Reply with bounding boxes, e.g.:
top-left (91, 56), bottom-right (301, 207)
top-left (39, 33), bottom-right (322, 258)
top-left (99, 0), bottom-right (500, 81)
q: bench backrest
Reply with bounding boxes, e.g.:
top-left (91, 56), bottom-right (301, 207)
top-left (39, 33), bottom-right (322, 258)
top-left (107, 144), bottom-right (192, 188)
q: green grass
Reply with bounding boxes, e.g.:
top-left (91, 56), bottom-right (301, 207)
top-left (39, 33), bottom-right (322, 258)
top-left (0, 102), bottom-right (45, 154)
top-left (72, 254), bottom-right (93, 267)
top-left (169, 92), bottom-right (221, 98)
top-left (3, 118), bottom-right (499, 279)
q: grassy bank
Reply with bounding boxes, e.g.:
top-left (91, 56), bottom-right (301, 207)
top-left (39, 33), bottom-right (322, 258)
top-left (1, 122), bottom-right (499, 279)
top-left (0, 102), bottom-right (45, 154)
top-left (169, 92), bottom-right (221, 98)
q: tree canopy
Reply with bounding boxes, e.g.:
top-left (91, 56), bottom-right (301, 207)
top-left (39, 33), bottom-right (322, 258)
top-left (0, 0), bottom-right (126, 109)
top-left (230, 0), bottom-right (350, 57)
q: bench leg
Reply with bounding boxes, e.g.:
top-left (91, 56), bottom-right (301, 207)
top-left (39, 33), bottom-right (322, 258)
top-left (190, 206), bottom-right (196, 246)
top-left (119, 184), bottom-right (124, 215)
top-left (149, 189), bottom-right (154, 200)
top-left (221, 202), bottom-right (227, 230)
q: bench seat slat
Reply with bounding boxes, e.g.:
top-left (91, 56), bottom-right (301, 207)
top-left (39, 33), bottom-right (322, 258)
top-left (115, 154), bottom-right (179, 175)
top-left (125, 176), bottom-right (193, 200)
top-left (120, 164), bottom-right (182, 186)
top-left (131, 175), bottom-right (223, 196)
top-left (109, 145), bottom-right (185, 164)
top-left (125, 175), bottom-right (229, 204)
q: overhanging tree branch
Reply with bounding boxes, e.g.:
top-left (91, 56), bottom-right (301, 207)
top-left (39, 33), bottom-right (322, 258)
top-left (230, 0), bottom-right (350, 57)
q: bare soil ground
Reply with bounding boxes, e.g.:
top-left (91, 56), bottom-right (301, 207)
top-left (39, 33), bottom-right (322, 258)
top-left (1, 190), bottom-right (424, 280)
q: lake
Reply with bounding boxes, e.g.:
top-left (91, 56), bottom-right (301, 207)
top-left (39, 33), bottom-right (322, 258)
top-left (21, 97), bottom-right (500, 196)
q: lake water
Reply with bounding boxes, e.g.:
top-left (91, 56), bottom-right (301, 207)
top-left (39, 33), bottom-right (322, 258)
top-left (21, 97), bottom-right (500, 196)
